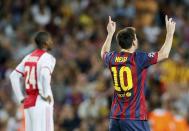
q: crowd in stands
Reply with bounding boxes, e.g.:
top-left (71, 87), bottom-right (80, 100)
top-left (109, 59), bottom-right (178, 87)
top-left (0, 0), bottom-right (189, 130)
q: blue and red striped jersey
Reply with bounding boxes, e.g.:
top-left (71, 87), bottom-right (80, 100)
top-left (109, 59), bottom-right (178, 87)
top-left (103, 51), bottom-right (158, 120)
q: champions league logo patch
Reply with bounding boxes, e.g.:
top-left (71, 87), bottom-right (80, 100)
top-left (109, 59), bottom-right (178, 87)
top-left (148, 52), bottom-right (155, 58)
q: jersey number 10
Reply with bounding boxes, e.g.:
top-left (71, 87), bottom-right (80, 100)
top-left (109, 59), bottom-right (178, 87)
top-left (111, 66), bottom-right (133, 92)
top-left (25, 66), bottom-right (37, 89)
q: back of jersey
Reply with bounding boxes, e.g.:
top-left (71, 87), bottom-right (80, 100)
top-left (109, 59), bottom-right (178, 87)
top-left (103, 51), bottom-right (158, 120)
top-left (23, 49), bottom-right (46, 108)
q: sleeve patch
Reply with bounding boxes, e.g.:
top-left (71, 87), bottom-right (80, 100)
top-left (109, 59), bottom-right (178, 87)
top-left (148, 52), bottom-right (155, 58)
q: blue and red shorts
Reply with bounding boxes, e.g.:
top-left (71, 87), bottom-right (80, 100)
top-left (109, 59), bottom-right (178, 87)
top-left (109, 118), bottom-right (150, 131)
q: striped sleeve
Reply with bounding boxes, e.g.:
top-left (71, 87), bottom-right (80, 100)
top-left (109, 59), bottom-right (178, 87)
top-left (135, 51), bottom-right (158, 69)
top-left (103, 52), bottom-right (114, 67)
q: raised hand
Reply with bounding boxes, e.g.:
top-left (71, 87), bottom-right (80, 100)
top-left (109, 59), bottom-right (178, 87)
top-left (165, 15), bottom-right (176, 35)
top-left (157, 15), bottom-right (176, 62)
top-left (107, 16), bottom-right (116, 35)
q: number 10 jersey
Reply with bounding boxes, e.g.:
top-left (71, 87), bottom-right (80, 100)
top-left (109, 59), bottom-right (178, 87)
top-left (103, 51), bottom-right (158, 120)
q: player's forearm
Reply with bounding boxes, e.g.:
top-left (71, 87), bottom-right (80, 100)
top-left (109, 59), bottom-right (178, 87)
top-left (158, 15), bottom-right (176, 62)
top-left (160, 33), bottom-right (174, 56)
top-left (158, 33), bottom-right (174, 61)
top-left (101, 33), bottom-right (114, 58)
top-left (9, 71), bottom-right (25, 103)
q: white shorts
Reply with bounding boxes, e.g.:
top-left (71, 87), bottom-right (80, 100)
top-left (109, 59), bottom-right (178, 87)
top-left (24, 96), bottom-right (54, 131)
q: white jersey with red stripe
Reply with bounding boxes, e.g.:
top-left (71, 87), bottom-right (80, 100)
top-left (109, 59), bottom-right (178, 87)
top-left (15, 49), bottom-right (56, 109)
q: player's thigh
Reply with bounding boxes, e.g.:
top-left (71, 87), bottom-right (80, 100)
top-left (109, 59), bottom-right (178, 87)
top-left (32, 103), bottom-right (53, 131)
top-left (32, 105), bottom-right (45, 131)
top-left (119, 120), bottom-right (150, 131)
top-left (46, 105), bottom-right (54, 131)
top-left (109, 119), bottom-right (121, 131)
top-left (44, 105), bottom-right (54, 131)
top-left (24, 109), bottom-right (33, 131)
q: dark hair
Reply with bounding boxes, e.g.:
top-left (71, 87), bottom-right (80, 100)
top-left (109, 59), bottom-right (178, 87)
top-left (34, 32), bottom-right (50, 49)
top-left (116, 27), bottom-right (136, 49)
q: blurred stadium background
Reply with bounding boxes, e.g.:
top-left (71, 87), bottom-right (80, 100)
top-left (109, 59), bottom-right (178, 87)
top-left (0, 0), bottom-right (189, 131)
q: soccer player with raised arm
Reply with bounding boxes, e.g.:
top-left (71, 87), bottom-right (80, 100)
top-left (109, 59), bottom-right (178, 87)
top-left (101, 16), bottom-right (175, 131)
top-left (10, 32), bottom-right (56, 131)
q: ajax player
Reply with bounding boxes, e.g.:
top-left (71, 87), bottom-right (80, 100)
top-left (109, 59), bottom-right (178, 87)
top-left (10, 32), bottom-right (56, 131)
top-left (101, 16), bottom-right (175, 131)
